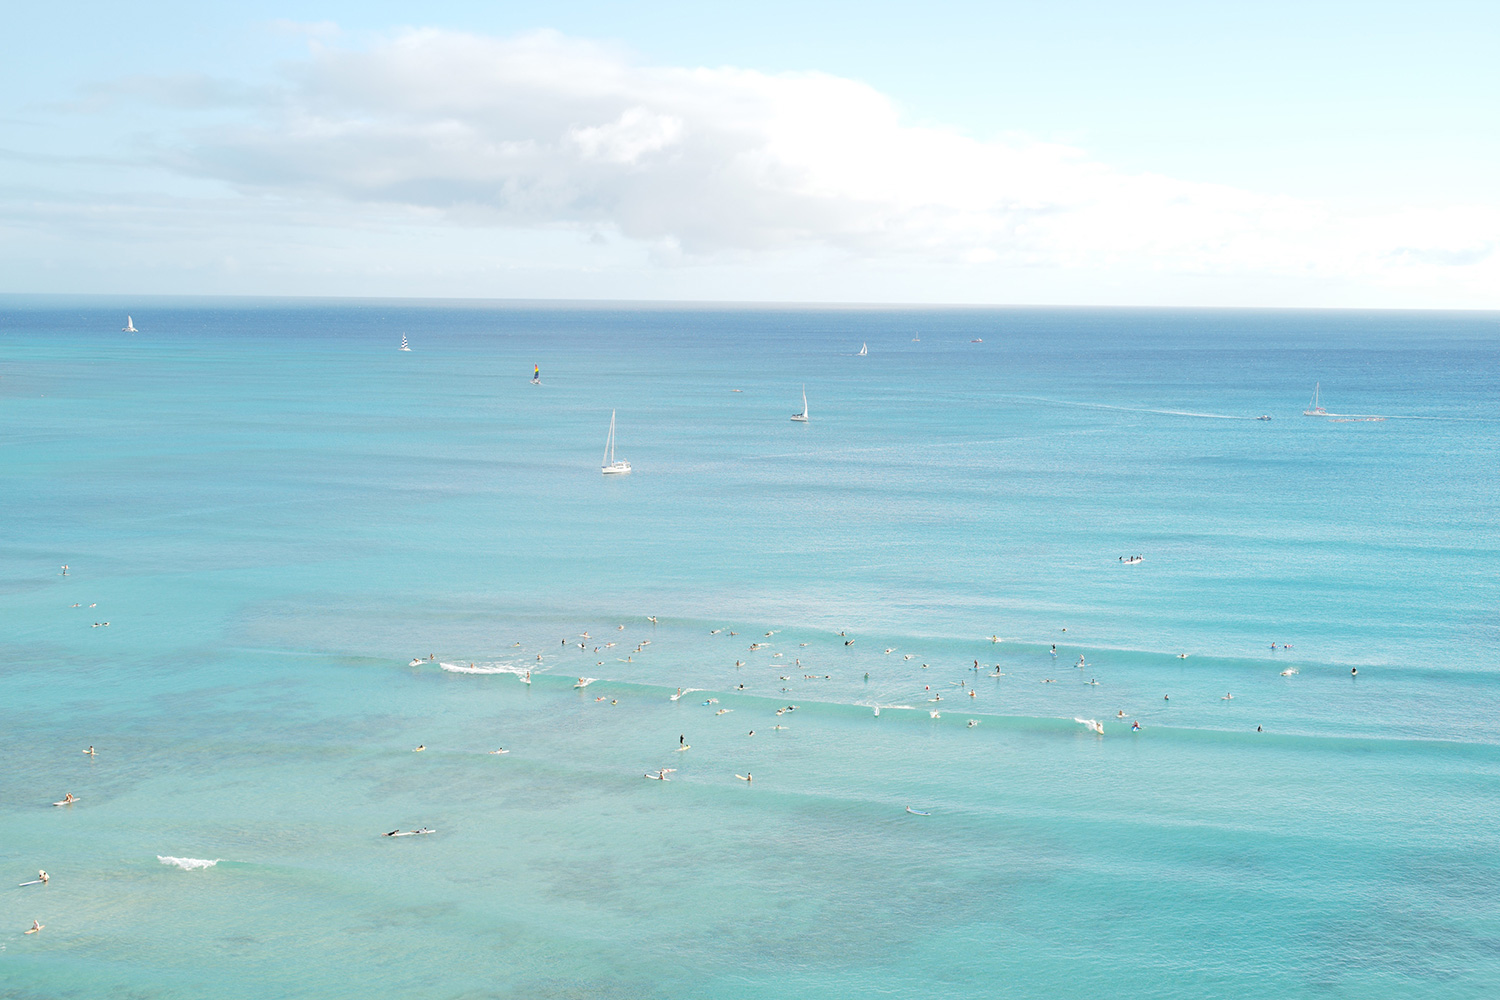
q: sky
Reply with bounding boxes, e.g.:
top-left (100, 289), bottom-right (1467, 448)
top-left (2, 1), bottom-right (1497, 307)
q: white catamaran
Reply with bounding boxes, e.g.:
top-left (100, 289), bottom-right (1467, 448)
top-left (791, 385), bottom-right (808, 422)
top-left (123, 316), bottom-right (137, 333)
top-left (1304, 382), bottom-right (1327, 416)
top-left (399, 334), bottom-right (411, 351)
top-left (601, 410), bottom-right (631, 475)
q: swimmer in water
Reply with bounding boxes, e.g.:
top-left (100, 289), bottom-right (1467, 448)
top-left (1351, 668), bottom-right (1358, 676)
top-left (38, 870), bottom-right (49, 884)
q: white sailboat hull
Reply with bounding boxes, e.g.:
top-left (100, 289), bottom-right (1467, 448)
top-left (602, 410), bottom-right (630, 474)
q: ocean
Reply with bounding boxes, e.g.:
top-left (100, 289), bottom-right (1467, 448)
top-left (2, 299), bottom-right (1497, 998)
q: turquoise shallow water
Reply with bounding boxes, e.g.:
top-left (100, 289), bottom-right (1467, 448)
top-left (2, 300), bottom-right (1499, 997)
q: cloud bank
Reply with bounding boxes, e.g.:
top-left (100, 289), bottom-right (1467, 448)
top-left (21, 27), bottom-right (1497, 303)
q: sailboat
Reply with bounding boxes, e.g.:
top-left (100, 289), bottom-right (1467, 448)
top-left (791, 385), bottom-right (808, 422)
top-left (123, 316), bottom-right (137, 333)
top-left (601, 410), bottom-right (631, 475)
top-left (399, 334), bottom-right (411, 351)
top-left (858, 343), bottom-right (868, 356)
top-left (531, 365), bottom-right (540, 384)
top-left (1303, 382), bottom-right (1327, 416)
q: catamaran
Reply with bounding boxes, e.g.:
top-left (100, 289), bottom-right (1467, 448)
top-left (532, 365), bottom-right (540, 384)
top-left (858, 343), bottom-right (868, 356)
top-left (1303, 382), bottom-right (1327, 416)
top-left (399, 334), bottom-right (411, 351)
top-left (791, 385), bottom-right (808, 422)
top-left (123, 316), bottom-right (137, 333)
top-left (601, 410), bottom-right (631, 475)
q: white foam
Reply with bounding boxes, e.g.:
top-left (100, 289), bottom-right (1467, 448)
top-left (439, 661), bottom-right (531, 678)
top-left (158, 856), bottom-right (220, 870)
top-left (574, 677), bottom-right (598, 688)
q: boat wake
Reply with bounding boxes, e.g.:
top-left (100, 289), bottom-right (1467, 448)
top-left (158, 856), bottom-right (221, 870)
top-left (1009, 396), bottom-right (1250, 420)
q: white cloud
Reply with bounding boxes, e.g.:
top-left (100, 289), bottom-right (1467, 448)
top-left (37, 28), bottom-right (1500, 302)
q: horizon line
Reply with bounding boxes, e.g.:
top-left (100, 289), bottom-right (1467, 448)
top-left (2, 293), bottom-right (1497, 316)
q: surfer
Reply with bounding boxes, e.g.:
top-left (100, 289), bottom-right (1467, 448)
top-left (38, 870), bottom-right (49, 884)
top-left (57, 793), bottom-right (76, 805)
top-left (27, 920), bottom-right (43, 934)
top-left (738, 773), bottom-right (752, 782)
top-left (385, 829), bottom-right (399, 837)
top-left (1351, 668), bottom-right (1358, 676)
top-left (84, 746), bottom-right (96, 756)
top-left (413, 745), bottom-right (425, 752)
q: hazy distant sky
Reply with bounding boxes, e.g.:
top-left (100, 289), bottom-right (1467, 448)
top-left (4, 1), bottom-right (1496, 306)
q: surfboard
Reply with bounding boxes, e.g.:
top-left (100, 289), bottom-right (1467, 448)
top-left (675, 745), bottom-right (690, 751)
top-left (52, 797), bottom-right (80, 806)
top-left (906, 807), bottom-right (931, 816)
top-left (735, 774), bottom-right (751, 782)
top-left (18, 879), bottom-right (44, 886)
top-left (387, 829), bottom-right (435, 837)
top-left (25, 924), bottom-right (42, 934)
